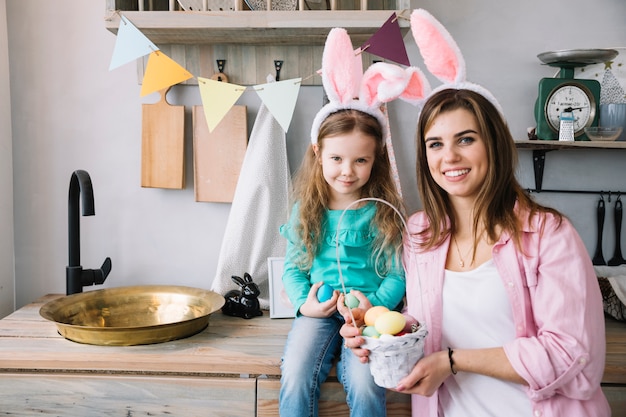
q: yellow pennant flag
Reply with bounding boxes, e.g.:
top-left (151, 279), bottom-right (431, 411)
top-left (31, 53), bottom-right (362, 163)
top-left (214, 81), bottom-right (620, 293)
top-left (198, 77), bottom-right (246, 132)
top-left (140, 51), bottom-right (194, 97)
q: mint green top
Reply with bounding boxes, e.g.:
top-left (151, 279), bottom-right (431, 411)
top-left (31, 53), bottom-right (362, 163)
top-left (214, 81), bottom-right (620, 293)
top-left (279, 202), bottom-right (406, 316)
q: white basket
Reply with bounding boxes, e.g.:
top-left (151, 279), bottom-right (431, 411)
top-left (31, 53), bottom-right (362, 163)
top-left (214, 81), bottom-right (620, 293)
top-left (362, 324), bottom-right (429, 388)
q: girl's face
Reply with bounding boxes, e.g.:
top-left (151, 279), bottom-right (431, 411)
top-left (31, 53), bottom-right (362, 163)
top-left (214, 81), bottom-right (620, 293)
top-left (424, 108), bottom-right (488, 202)
top-left (316, 130), bottom-right (377, 209)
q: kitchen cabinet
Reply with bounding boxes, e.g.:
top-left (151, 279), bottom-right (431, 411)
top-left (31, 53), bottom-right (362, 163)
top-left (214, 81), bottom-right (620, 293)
top-left (104, 0), bottom-right (410, 85)
top-left (1, 295), bottom-right (624, 415)
top-left (0, 295), bottom-right (410, 416)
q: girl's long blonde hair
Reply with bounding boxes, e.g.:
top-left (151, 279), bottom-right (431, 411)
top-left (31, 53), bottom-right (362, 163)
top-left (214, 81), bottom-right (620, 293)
top-left (291, 109), bottom-right (405, 273)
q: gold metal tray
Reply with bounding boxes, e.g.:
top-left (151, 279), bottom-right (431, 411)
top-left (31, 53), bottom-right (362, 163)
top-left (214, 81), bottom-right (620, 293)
top-left (40, 285), bottom-right (225, 346)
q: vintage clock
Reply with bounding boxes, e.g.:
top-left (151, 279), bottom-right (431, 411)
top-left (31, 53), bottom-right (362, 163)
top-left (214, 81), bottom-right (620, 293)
top-left (534, 49), bottom-right (618, 141)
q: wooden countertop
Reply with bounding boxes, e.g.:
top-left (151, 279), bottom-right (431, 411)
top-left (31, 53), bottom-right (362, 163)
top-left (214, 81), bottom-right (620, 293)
top-left (0, 294), bottom-right (291, 378)
top-left (1, 294), bottom-right (625, 385)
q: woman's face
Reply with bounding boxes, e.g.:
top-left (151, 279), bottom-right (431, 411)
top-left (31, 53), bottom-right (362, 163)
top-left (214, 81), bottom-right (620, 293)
top-left (423, 108), bottom-right (488, 202)
top-left (316, 130), bottom-right (377, 209)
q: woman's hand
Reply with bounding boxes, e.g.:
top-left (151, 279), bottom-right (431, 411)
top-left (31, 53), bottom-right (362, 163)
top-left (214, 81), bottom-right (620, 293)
top-left (393, 350), bottom-right (450, 396)
top-left (299, 282), bottom-right (338, 318)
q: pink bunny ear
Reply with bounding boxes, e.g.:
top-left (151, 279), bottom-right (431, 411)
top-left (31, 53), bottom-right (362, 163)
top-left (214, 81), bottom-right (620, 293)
top-left (410, 9), bottom-right (466, 85)
top-left (397, 67), bottom-right (432, 106)
top-left (360, 63), bottom-right (431, 107)
top-left (321, 28), bottom-right (363, 104)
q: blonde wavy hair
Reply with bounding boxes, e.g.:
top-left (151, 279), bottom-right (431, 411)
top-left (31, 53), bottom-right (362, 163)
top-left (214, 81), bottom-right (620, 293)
top-left (290, 109), bottom-right (406, 274)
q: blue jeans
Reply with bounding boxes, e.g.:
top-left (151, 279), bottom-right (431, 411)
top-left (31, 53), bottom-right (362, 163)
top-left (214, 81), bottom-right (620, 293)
top-left (279, 313), bottom-right (387, 417)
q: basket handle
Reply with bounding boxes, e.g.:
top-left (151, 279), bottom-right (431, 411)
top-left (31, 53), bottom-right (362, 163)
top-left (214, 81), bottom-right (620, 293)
top-left (335, 197), bottom-right (424, 329)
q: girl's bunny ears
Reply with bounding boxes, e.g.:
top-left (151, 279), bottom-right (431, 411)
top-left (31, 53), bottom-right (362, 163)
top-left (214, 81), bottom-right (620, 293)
top-left (410, 9), bottom-right (504, 115)
top-left (310, 10), bottom-right (504, 145)
top-left (310, 27), bottom-right (430, 145)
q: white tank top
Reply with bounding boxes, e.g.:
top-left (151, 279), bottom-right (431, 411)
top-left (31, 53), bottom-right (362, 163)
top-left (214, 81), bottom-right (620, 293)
top-left (440, 259), bottom-right (532, 417)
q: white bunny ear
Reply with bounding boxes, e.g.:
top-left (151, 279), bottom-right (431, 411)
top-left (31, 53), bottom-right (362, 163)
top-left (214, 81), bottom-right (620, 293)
top-left (410, 9), bottom-right (466, 85)
top-left (321, 28), bottom-right (363, 104)
top-left (360, 62), bottom-right (431, 107)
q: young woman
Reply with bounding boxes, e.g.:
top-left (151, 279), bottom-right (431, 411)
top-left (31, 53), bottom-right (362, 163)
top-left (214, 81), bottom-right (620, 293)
top-left (341, 88), bottom-right (610, 416)
top-left (278, 108), bottom-right (406, 417)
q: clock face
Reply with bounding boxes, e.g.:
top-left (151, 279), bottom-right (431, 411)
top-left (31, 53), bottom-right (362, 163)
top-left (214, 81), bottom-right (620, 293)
top-left (545, 83), bottom-right (595, 134)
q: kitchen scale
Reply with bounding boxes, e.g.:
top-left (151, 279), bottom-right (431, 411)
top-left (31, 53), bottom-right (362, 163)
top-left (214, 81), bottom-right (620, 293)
top-left (534, 48), bottom-right (618, 141)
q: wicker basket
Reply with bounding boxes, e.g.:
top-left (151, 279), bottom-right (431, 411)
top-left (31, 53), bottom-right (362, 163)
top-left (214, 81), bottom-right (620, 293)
top-left (598, 277), bottom-right (626, 321)
top-left (362, 325), bottom-right (429, 388)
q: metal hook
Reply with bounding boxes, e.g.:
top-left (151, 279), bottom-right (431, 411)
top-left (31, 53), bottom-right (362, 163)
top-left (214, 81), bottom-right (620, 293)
top-left (274, 60), bottom-right (283, 81)
top-left (211, 59), bottom-right (228, 82)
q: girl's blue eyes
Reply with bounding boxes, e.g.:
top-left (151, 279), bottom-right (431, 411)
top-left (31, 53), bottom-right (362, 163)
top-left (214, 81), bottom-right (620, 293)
top-left (329, 156), bottom-right (368, 163)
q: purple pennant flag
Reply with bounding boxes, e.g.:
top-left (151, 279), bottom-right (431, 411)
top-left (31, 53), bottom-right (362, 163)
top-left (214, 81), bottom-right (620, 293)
top-left (360, 13), bottom-right (410, 66)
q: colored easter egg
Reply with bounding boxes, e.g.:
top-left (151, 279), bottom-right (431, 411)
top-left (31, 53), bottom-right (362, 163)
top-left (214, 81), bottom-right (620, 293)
top-left (375, 311), bottom-right (406, 335)
top-left (316, 283), bottom-right (334, 302)
top-left (364, 305), bottom-right (390, 327)
top-left (362, 325), bottom-right (380, 338)
top-left (402, 313), bottom-right (420, 333)
top-left (344, 293), bottom-right (360, 309)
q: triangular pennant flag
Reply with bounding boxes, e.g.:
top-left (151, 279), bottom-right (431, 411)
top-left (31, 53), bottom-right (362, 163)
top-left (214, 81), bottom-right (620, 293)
top-left (140, 51), bottom-right (194, 97)
top-left (109, 14), bottom-right (159, 71)
top-left (198, 77), bottom-right (246, 132)
top-left (359, 13), bottom-right (410, 66)
top-left (253, 78), bottom-right (302, 132)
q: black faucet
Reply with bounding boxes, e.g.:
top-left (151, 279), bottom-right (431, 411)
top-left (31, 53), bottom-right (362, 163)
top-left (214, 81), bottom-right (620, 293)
top-left (66, 170), bottom-right (112, 295)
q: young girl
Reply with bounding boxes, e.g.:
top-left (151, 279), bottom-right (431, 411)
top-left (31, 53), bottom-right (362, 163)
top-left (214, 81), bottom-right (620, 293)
top-left (278, 107), bottom-right (406, 417)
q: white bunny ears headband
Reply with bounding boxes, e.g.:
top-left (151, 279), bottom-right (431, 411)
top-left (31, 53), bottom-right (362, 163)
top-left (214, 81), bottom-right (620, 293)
top-left (309, 27), bottom-right (429, 144)
top-left (409, 9), bottom-right (504, 115)
top-left (310, 9), bottom-right (503, 145)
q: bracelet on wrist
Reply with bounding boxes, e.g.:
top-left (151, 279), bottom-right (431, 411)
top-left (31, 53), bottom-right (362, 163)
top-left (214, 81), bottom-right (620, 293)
top-left (447, 347), bottom-right (458, 375)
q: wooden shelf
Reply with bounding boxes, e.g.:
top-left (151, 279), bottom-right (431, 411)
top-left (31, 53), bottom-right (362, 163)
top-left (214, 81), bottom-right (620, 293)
top-left (514, 140), bottom-right (626, 192)
top-left (104, 10), bottom-right (410, 45)
top-left (515, 140), bottom-right (626, 150)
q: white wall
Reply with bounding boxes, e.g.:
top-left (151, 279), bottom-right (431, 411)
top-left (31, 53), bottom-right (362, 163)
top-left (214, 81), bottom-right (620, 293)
top-left (0, 0), bottom-right (15, 317)
top-left (5, 0), bottom-right (626, 310)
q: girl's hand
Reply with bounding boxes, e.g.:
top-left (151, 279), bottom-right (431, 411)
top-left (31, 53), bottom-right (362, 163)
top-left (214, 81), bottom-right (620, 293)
top-left (338, 292), bottom-right (372, 364)
top-left (337, 290), bottom-right (371, 326)
top-left (393, 350), bottom-right (450, 396)
top-left (299, 282), bottom-right (339, 318)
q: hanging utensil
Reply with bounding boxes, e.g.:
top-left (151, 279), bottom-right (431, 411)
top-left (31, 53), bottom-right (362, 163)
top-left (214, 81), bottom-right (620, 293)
top-left (592, 195), bottom-right (606, 266)
top-left (608, 195), bottom-right (625, 266)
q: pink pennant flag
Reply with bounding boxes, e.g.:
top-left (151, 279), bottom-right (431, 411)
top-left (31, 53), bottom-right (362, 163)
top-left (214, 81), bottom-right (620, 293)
top-left (360, 13), bottom-right (410, 66)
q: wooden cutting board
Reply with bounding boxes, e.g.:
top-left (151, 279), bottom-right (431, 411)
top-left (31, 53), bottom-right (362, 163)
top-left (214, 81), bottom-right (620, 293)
top-left (141, 87), bottom-right (185, 189)
top-left (193, 105), bottom-right (247, 203)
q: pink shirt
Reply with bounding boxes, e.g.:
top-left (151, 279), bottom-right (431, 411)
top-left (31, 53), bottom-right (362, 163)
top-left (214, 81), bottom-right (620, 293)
top-left (403, 209), bottom-right (610, 417)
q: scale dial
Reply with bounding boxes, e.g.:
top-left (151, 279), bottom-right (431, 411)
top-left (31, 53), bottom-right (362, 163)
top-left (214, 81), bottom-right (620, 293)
top-left (544, 83), bottom-right (596, 135)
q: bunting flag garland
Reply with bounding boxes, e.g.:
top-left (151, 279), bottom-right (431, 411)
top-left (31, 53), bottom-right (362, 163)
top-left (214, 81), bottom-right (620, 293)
top-left (109, 13), bottom-right (412, 134)
top-left (109, 15), bottom-right (159, 71)
top-left (360, 13), bottom-right (410, 66)
top-left (198, 77), bottom-right (246, 132)
top-left (140, 51), bottom-right (194, 97)
top-left (253, 78), bottom-right (302, 132)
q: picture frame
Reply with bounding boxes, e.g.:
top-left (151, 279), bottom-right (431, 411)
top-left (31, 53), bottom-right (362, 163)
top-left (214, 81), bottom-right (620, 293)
top-left (267, 257), bottom-right (294, 318)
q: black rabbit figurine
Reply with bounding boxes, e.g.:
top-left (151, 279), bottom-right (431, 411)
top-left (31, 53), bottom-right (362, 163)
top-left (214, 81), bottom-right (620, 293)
top-left (222, 272), bottom-right (263, 319)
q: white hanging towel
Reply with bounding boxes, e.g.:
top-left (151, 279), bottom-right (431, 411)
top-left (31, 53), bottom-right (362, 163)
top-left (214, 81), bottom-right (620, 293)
top-left (211, 99), bottom-right (291, 310)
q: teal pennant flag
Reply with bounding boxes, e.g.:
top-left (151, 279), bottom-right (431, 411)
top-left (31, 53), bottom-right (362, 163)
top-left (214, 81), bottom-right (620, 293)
top-left (109, 15), bottom-right (159, 71)
top-left (253, 78), bottom-right (302, 132)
